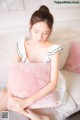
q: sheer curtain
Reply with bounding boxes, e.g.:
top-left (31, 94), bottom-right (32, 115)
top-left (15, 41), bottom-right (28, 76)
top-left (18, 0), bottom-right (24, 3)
top-left (0, 0), bottom-right (24, 13)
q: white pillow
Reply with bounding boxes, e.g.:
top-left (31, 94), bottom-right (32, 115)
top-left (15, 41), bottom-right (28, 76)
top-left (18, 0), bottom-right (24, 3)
top-left (59, 43), bottom-right (70, 69)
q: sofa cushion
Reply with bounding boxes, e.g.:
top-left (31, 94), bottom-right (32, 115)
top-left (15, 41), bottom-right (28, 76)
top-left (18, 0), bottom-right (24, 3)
top-left (64, 40), bottom-right (80, 74)
top-left (49, 39), bottom-right (70, 70)
top-left (59, 43), bottom-right (70, 70)
top-left (55, 92), bottom-right (77, 119)
top-left (0, 33), bottom-right (24, 86)
top-left (61, 69), bottom-right (80, 106)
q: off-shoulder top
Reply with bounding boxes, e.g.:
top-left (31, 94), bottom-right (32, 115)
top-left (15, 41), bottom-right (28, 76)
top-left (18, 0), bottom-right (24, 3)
top-left (17, 37), bottom-right (63, 63)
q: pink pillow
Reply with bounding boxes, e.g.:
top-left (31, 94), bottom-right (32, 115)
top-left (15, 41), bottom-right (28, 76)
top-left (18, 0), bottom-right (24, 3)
top-left (8, 62), bottom-right (59, 109)
top-left (64, 41), bottom-right (80, 74)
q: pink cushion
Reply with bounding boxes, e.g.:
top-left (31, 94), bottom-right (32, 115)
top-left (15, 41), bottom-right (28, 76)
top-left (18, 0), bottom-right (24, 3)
top-left (8, 62), bottom-right (59, 109)
top-left (64, 41), bottom-right (80, 74)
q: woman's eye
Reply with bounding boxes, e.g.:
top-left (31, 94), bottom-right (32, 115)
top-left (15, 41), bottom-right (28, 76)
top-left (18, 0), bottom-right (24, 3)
top-left (43, 33), bottom-right (48, 35)
top-left (34, 31), bottom-right (38, 33)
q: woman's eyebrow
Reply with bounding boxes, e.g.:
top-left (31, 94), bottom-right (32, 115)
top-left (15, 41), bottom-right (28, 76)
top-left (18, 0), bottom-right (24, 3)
top-left (34, 29), bottom-right (49, 33)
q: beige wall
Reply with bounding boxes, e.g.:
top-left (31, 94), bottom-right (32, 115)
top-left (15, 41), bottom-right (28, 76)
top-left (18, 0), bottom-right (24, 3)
top-left (0, 0), bottom-right (80, 34)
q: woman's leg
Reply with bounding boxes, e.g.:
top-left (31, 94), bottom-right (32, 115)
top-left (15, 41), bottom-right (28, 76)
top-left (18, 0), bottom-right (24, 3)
top-left (27, 109), bottom-right (50, 120)
top-left (0, 89), bottom-right (50, 120)
top-left (0, 88), bottom-right (8, 111)
top-left (19, 109), bottom-right (50, 120)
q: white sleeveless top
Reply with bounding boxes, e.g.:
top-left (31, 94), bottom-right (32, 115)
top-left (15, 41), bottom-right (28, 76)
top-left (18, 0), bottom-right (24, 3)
top-left (17, 37), bottom-right (67, 105)
top-left (17, 37), bottom-right (63, 63)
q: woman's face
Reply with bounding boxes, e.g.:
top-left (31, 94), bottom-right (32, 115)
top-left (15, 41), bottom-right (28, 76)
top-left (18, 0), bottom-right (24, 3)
top-left (30, 22), bottom-right (51, 42)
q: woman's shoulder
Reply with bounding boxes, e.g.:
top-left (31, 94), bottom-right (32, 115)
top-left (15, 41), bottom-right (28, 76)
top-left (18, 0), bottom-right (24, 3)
top-left (46, 41), bottom-right (62, 49)
top-left (47, 41), bottom-right (63, 55)
top-left (17, 36), bottom-right (29, 44)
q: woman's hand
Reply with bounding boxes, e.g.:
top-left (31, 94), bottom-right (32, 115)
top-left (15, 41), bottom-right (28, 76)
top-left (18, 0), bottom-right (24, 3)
top-left (7, 95), bottom-right (33, 112)
top-left (11, 97), bottom-right (26, 109)
top-left (12, 97), bottom-right (32, 109)
top-left (7, 96), bottom-right (24, 112)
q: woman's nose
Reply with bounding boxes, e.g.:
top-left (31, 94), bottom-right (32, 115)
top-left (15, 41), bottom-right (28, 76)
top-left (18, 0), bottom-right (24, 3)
top-left (38, 34), bottom-right (43, 40)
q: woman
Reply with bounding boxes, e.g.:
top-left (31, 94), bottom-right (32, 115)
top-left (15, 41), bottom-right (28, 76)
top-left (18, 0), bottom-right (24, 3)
top-left (0, 5), bottom-right (63, 120)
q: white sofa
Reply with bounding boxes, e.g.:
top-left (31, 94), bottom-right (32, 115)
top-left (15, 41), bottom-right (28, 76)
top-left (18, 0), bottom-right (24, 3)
top-left (0, 3), bottom-right (80, 119)
top-left (0, 27), bottom-right (80, 120)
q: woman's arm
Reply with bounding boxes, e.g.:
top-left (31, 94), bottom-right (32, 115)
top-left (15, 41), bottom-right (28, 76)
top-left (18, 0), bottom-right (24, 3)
top-left (23, 52), bottom-right (59, 107)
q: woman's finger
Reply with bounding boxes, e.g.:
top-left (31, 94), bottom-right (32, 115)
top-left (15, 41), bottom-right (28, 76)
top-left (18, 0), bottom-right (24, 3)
top-left (12, 106), bottom-right (23, 113)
